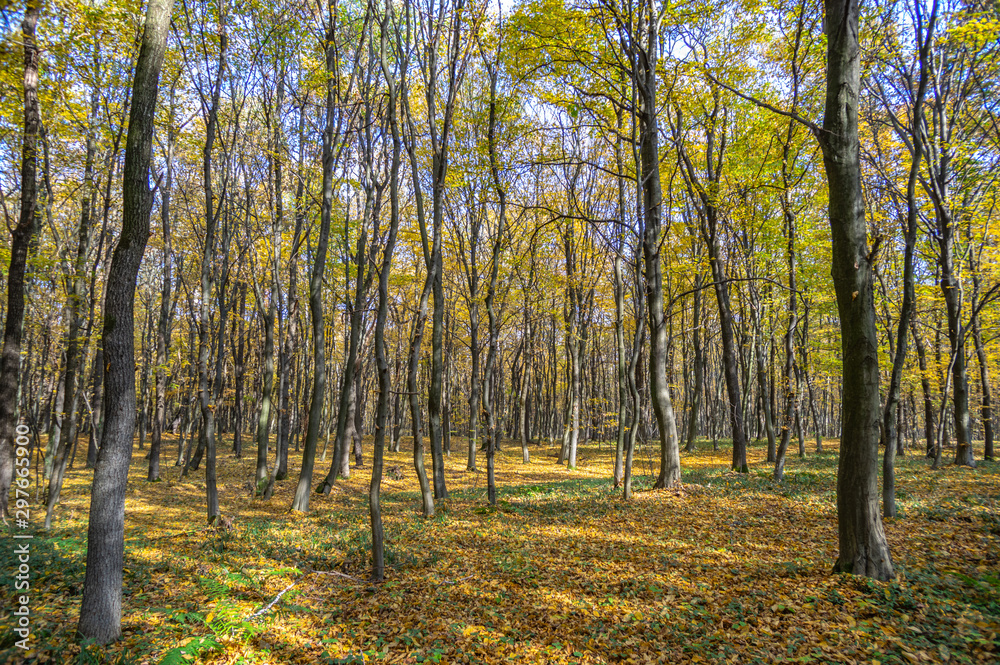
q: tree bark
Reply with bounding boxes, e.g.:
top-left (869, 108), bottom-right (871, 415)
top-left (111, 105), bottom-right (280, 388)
top-left (881, 1), bottom-right (934, 517)
top-left (634, 4), bottom-right (680, 489)
top-left (371, 3), bottom-right (403, 579)
top-left (0, 0), bottom-right (42, 521)
top-left (45, 76), bottom-right (99, 526)
top-left (78, 0), bottom-right (171, 642)
top-left (822, 0), bottom-right (893, 580)
top-left (291, 9), bottom-right (339, 513)
top-left (194, 20), bottom-right (227, 524)
top-left (149, 80), bottom-right (176, 481)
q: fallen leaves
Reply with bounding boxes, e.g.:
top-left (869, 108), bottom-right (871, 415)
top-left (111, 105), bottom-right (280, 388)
top-left (3, 436), bottom-right (999, 664)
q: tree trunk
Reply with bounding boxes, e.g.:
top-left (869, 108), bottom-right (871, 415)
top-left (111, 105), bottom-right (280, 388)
top-left (195, 21), bottom-right (227, 524)
top-left (972, 310), bottom-right (993, 461)
top-left (371, 13), bottom-right (402, 577)
top-left (685, 277), bottom-right (704, 454)
top-left (882, 4), bottom-right (933, 517)
top-left (232, 284), bottom-right (246, 459)
top-left (635, 7), bottom-right (680, 489)
top-left (279, 99), bottom-right (307, 471)
top-left (149, 82), bottom-right (175, 481)
top-left (77, 0), bottom-right (171, 642)
top-left (911, 319), bottom-right (936, 457)
top-left (322, 204), bottom-right (372, 489)
top-left (0, 0), bottom-right (42, 520)
top-left (45, 74), bottom-right (98, 526)
top-left (822, 0), bottom-right (893, 580)
top-left (291, 8), bottom-right (338, 513)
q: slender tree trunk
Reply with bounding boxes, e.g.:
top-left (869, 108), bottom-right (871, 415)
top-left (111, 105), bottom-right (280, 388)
top-left (195, 22), bottom-right (226, 524)
top-left (0, 0), bottom-right (42, 520)
top-left (78, 0), bottom-right (171, 642)
top-left (404, 271), bottom-right (435, 516)
top-left (972, 311), bottom-right (993, 461)
top-left (483, 54), bottom-right (507, 505)
top-left (149, 83), bottom-right (177, 480)
top-left (232, 284), bottom-right (246, 458)
top-left (279, 99), bottom-right (307, 471)
top-left (634, 7), bottom-right (680, 489)
top-left (882, 5), bottom-right (933, 516)
top-left (371, 14), bottom-right (402, 577)
top-left (86, 347), bottom-right (103, 469)
top-left (44, 75), bottom-right (98, 525)
top-left (623, 285), bottom-right (646, 500)
top-left (322, 203), bottom-right (371, 489)
top-left (292, 12), bottom-right (340, 512)
top-left (940, 230), bottom-right (973, 466)
top-left (613, 248), bottom-right (627, 481)
top-left (911, 319), bottom-right (936, 457)
top-left (685, 278), bottom-right (704, 453)
top-left (468, 285), bottom-right (480, 471)
top-left (707, 230), bottom-right (748, 473)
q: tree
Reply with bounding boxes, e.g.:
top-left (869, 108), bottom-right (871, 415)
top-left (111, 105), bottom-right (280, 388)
top-left (867, 0), bottom-right (937, 518)
top-left (371, 0), bottom-right (406, 579)
top-left (292, 0), bottom-right (362, 513)
top-left (0, 0), bottom-right (41, 523)
top-left (77, 0), bottom-right (173, 642)
top-left (148, 73), bottom-right (179, 482)
top-left (821, 0), bottom-right (893, 579)
top-left (632, 0), bottom-right (681, 489)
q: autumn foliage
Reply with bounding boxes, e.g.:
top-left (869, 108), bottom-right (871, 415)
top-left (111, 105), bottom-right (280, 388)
top-left (4, 437), bottom-right (998, 664)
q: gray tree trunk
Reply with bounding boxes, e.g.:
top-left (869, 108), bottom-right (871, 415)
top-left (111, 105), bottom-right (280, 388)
top-left (634, 4), bottom-right (680, 489)
top-left (0, 0), bottom-right (42, 520)
top-left (822, 0), bottom-right (894, 580)
top-left (77, 0), bottom-right (171, 642)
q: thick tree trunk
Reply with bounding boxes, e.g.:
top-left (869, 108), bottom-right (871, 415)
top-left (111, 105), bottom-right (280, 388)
top-left (77, 0), bottom-right (171, 643)
top-left (822, 0), bottom-right (893, 580)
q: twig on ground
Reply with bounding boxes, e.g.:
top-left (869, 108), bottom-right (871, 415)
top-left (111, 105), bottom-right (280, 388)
top-left (305, 567), bottom-right (367, 583)
top-left (245, 583), bottom-right (296, 622)
top-left (434, 575), bottom-right (473, 587)
top-left (127, 524), bottom-right (214, 543)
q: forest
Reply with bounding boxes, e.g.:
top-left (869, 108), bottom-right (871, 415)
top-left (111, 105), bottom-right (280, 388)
top-left (0, 0), bottom-right (999, 662)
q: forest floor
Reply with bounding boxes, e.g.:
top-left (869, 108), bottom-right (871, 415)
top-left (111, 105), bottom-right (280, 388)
top-left (2, 436), bottom-right (999, 664)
